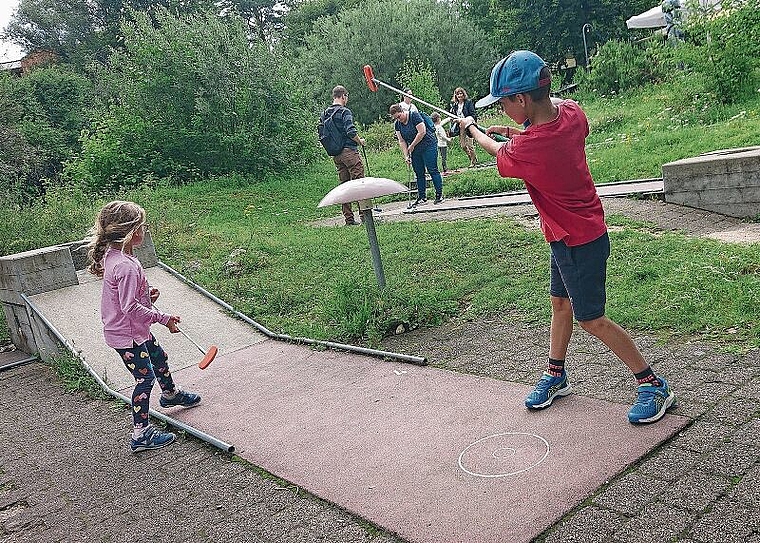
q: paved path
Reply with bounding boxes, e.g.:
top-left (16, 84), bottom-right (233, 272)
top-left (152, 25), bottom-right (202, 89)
top-left (2, 196), bottom-right (760, 543)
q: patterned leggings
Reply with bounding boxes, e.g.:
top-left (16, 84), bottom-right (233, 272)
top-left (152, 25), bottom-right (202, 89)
top-left (115, 334), bottom-right (176, 428)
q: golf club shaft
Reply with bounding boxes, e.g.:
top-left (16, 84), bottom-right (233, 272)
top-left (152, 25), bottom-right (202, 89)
top-left (361, 145), bottom-right (371, 176)
top-left (373, 78), bottom-right (454, 120)
top-left (176, 326), bottom-right (206, 355)
top-left (153, 301), bottom-right (207, 355)
top-left (371, 77), bottom-right (508, 143)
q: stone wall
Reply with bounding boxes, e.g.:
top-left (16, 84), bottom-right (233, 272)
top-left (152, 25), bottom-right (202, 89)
top-left (0, 232), bottom-right (158, 356)
top-left (663, 146), bottom-right (760, 218)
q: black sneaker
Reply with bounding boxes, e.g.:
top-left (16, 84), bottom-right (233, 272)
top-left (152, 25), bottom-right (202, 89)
top-left (159, 389), bottom-right (201, 408)
top-left (434, 196), bottom-right (444, 204)
top-left (130, 426), bottom-right (176, 453)
top-left (413, 198), bottom-right (428, 206)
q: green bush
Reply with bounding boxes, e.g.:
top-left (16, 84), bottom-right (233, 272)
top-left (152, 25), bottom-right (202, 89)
top-left (580, 40), bottom-right (670, 95)
top-left (362, 120), bottom-right (398, 152)
top-left (66, 8), bottom-right (317, 192)
top-left (0, 66), bottom-right (92, 205)
top-left (682, 0), bottom-right (760, 103)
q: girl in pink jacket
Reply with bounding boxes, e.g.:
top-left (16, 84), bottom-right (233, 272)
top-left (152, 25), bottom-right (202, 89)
top-left (88, 201), bottom-right (201, 453)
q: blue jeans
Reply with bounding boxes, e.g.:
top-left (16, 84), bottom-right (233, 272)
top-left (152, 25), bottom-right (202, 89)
top-left (411, 144), bottom-right (443, 199)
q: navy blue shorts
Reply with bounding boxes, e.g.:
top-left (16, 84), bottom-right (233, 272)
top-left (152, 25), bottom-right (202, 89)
top-left (549, 232), bottom-right (610, 321)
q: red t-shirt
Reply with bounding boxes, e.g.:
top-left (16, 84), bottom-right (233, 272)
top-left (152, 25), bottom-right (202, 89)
top-left (496, 100), bottom-right (606, 247)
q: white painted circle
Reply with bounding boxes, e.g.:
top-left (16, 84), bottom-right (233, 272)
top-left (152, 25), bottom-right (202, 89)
top-left (458, 432), bottom-right (550, 478)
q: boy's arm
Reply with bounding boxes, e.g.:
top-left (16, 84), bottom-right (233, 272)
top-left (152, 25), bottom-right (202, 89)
top-left (458, 117), bottom-right (505, 157)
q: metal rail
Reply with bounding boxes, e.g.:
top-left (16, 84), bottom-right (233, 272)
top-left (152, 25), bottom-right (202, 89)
top-left (0, 355), bottom-right (38, 372)
top-left (157, 262), bottom-right (428, 366)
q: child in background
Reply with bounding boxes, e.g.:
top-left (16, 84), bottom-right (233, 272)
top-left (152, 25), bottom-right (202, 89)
top-left (87, 201), bottom-right (202, 452)
top-left (431, 113), bottom-right (452, 173)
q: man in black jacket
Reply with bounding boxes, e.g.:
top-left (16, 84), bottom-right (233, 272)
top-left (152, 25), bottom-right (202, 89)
top-left (322, 85), bottom-right (366, 225)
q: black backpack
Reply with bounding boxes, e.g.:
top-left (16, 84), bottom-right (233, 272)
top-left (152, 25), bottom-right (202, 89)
top-left (318, 106), bottom-right (346, 156)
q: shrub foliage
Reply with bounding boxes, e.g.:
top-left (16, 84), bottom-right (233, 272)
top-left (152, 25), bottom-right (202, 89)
top-left (66, 8), bottom-right (316, 191)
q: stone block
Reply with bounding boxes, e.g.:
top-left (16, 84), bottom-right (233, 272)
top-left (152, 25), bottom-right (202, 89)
top-left (2, 303), bottom-right (36, 354)
top-left (0, 246), bottom-right (78, 305)
top-left (663, 147), bottom-right (760, 218)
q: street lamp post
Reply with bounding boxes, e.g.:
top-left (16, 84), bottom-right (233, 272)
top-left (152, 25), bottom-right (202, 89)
top-left (582, 23), bottom-right (592, 70)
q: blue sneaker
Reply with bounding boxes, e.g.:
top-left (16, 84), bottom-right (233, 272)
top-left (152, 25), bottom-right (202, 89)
top-left (525, 372), bottom-right (572, 410)
top-left (130, 426), bottom-right (176, 453)
top-left (628, 378), bottom-right (676, 424)
top-left (159, 389), bottom-right (201, 408)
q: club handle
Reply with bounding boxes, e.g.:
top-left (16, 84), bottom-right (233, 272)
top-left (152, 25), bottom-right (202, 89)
top-left (464, 122), bottom-right (508, 143)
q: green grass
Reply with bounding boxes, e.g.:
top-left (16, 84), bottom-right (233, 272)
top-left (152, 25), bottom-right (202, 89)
top-left (49, 352), bottom-right (111, 400)
top-left (2, 75), bottom-right (760, 352)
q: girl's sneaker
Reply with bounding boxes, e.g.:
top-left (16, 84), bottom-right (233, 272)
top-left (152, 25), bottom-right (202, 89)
top-left (159, 389), bottom-right (201, 408)
top-left (525, 371), bottom-right (572, 410)
top-left (130, 426), bottom-right (176, 453)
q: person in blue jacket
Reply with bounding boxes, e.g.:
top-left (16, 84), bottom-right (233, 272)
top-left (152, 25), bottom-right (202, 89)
top-left (389, 103), bottom-right (444, 206)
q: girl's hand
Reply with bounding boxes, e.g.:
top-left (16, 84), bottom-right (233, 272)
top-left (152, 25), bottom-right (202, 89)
top-left (150, 287), bottom-right (160, 303)
top-left (166, 315), bottom-right (181, 333)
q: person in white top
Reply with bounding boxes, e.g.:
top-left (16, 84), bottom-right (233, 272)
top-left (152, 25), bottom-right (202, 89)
top-left (398, 88), bottom-right (419, 113)
top-left (431, 113), bottom-right (452, 172)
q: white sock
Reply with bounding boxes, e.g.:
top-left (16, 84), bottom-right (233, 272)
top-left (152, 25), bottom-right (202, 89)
top-left (132, 426), bottom-right (148, 440)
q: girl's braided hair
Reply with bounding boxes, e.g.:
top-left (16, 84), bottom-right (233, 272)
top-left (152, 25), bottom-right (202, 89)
top-left (87, 201), bottom-right (146, 277)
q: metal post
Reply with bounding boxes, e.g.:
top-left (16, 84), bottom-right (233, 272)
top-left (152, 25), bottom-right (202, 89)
top-left (582, 24), bottom-right (592, 70)
top-left (361, 207), bottom-right (385, 289)
top-left (356, 198), bottom-right (385, 289)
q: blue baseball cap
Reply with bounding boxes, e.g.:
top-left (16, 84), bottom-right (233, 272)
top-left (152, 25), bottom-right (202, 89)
top-left (475, 51), bottom-right (551, 108)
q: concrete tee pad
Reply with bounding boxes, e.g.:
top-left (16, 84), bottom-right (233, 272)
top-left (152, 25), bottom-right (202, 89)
top-left (28, 267), bottom-right (267, 390)
top-left (154, 341), bottom-right (688, 543)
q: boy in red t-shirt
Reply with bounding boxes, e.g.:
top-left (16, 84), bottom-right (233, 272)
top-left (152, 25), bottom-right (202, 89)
top-left (458, 50), bottom-right (676, 424)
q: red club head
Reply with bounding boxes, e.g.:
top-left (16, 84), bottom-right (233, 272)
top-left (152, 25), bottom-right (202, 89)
top-left (199, 345), bottom-right (218, 370)
top-left (363, 65), bottom-right (378, 92)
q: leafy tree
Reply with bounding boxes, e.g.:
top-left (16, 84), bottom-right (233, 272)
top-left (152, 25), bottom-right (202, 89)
top-left (218, 0), bottom-right (295, 44)
top-left (2, 0), bottom-right (216, 66)
top-left (280, 0), bottom-right (362, 48)
top-left (66, 8), bottom-right (316, 191)
top-left (460, 0), bottom-right (654, 67)
top-left (298, 0), bottom-right (497, 124)
top-left (0, 67), bottom-right (92, 204)
top-left (396, 58), bottom-right (443, 113)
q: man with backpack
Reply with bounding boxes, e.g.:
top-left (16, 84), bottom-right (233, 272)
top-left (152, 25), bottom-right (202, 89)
top-left (319, 85), bottom-right (366, 226)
